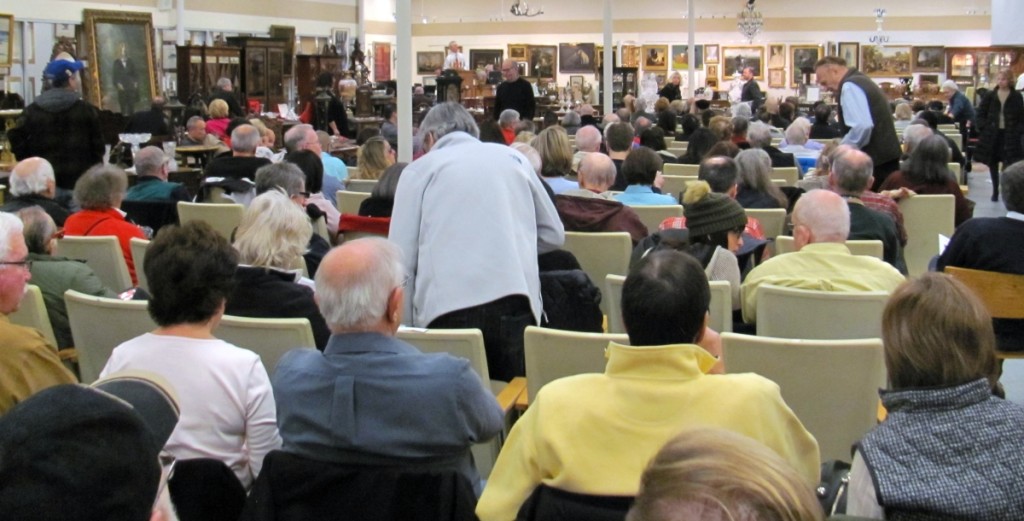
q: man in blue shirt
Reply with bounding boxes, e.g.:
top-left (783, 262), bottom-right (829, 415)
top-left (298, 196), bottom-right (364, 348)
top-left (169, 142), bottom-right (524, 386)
top-left (271, 238), bottom-right (505, 492)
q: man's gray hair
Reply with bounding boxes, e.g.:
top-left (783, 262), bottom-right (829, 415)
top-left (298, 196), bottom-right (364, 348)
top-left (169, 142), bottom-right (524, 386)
top-left (133, 146), bottom-right (166, 178)
top-left (561, 110), bottom-right (581, 127)
top-left (420, 102), bottom-right (480, 140)
top-left (498, 108), bottom-right (520, 128)
top-left (794, 189), bottom-right (850, 243)
top-left (315, 238), bottom-right (405, 330)
top-left (574, 125), bottom-right (602, 152)
top-left (73, 165), bottom-right (128, 210)
top-left (941, 79), bottom-right (959, 93)
top-left (579, 152), bottom-right (616, 190)
top-left (902, 124), bottom-right (933, 154)
top-left (831, 148), bottom-right (874, 196)
top-left (747, 121), bottom-right (773, 148)
top-left (231, 124), bottom-right (261, 153)
top-left (510, 143), bottom-right (542, 175)
top-left (255, 162), bottom-right (305, 196)
top-left (15, 206), bottom-right (55, 255)
top-left (783, 121), bottom-right (809, 146)
top-left (216, 77), bottom-right (232, 90)
top-left (284, 124), bottom-right (313, 153)
top-left (732, 103), bottom-right (752, 119)
top-left (186, 115), bottom-right (205, 130)
top-left (633, 96), bottom-right (648, 113)
top-left (9, 158), bottom-right (55, 197)
top-left (0, 212), bottom-right (24, 262)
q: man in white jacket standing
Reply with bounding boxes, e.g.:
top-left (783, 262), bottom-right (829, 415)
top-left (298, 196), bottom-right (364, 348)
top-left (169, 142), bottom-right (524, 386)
top-left (389, 102), bottom-right (565, 382)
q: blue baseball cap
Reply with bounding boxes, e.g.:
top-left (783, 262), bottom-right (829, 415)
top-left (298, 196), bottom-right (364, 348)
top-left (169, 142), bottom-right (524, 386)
top-left (43, 57), bottom-right (86, 80)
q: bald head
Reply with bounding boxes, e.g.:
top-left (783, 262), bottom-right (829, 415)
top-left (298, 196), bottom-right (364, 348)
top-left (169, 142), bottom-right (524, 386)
top-left (314, 238), bottom-right (406, 334)
top-left (10, 157), bottom-right (56, 198)
top-left (575, 125), bottom-right (602, 153)
top-left (792, 189), bottom-right (850, 248)
top-left (578, 153), bottom-right (616, 192)
top-left (830, 148), bottom-right (874, 196)
top-left (501, 59), bottom-right (519, 82)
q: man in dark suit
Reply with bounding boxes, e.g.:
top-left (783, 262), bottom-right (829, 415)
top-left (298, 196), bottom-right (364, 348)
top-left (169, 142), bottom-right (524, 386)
top-left (111, 43), bottom-right (139, 115)
top-left (740, 66), bottom-right (763, 112)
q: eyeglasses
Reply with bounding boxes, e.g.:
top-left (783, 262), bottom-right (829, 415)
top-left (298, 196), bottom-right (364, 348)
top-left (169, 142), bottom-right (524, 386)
top-left (0, 260), bottom-right (32, 271)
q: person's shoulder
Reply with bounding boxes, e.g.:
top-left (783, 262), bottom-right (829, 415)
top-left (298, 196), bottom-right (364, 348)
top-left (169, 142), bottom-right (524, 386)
top-left (0, 320), bottom-right (53, 352)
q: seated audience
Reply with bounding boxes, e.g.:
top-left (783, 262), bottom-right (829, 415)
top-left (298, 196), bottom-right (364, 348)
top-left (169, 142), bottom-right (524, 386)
top-left (356, 136), bottom-right (395, 180)
top-left (226, 189), bottom-right (331, 350)
top-left (730, 116), bottom-right (750, 148)
top-left (656, 110), bottom-right (677, 139)
top-left (735, 149), bottom-right (788, 209)
top-left (476, 249), bottom-right (820, 520)
top-left (181, 115), bottom-right (225, 148)
top-left (605, 121), bottom-right (636, 191)
top-left (271, 238), bottom-right (505, 493)
top-left (125, 146), bottom-right (191, 202)
top-left (831, 148), bottom-right (904, 271)
top-left (561, 110), bottom-right (581, 135)
top-left (284, 149), bottom-right (340, 239)
top-left (914, 110), bottom-right (967, 171)
top-left (579, 104), bottom-right (599, 128)
top-left (780, 121), bottom-right (821, 175)
top-left (379, 104), bottom-right (398, 148)
top-left (479, 119), bottom-right (507, 145)
top-left (879, 134), bottom-right (974, 226)
top-left (741, 190), bottom-right (905, 323)
top-left (628, 428), bottom-right (824, 521)
top-left (0, 375), bottom-right (180, 520)
top-left (533, 127), bottom-right (578, 195)
top-left (255, 160), bottom-right (334, 274)
top-left (707, 115), bottom-right (734, 142)
top-left (676, 181), bottom-right (746, 307)
top-left (63, 164), bottom-right (146, 287)
top-left (894, 102), bottom-right (914, 131)
top-left (705, 140), bottom-right (740, 159)
top-left (204, 124), bottom-right (272, 181)
top-left (677, 128), bottom-right (717, 165)
top-left (847, 274), bottom-right (1024, 519)
top-left (1, 157), bottom-right (70, 226)
top-left (556, 153), bottom-right (648, 244)
top-left (123, 96), bottom-right (171, 136)
top-left (358, 162), bottom-right (407, 218)
top-left (938, 161), bottom-right (1024, 350)
top-left (675, 113), bottom-right (700, 142)
top-left (571, 125), bottom-right (602, 173)
top-left (640, 127), bottom-right (678, 165)
top-left (797, 141), bottom-right (841, 192)
top-left (614, 148), bottom-right (675, 206)
top-left (747, 121), bottom-right (796, 168)
top-left (0, 212), bottom-right (76, 414)
top-left (809, 103), bottom-right (841, 139)
top-left (498, 109), bottom-right (520, 145)
top-left (100, 221), bottom-right (282, 489)
top-left (17, 206), bottom-right (114, 349)
top-left (205, 98), bottom-right (232, 140)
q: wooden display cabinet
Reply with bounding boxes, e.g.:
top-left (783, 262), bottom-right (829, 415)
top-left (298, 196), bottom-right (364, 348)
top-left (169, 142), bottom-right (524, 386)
top-left (227, 37), bottom-right (289, 112)
top-left (295, 55), bottom-right (346, 114)
top-left (176, 45), bottom-right (242, 104)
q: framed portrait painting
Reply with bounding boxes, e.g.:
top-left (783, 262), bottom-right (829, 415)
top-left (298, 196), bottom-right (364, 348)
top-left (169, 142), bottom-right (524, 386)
top-left (83, 10), bottom-right (158, 114)
top-left (722, 45), bottom-right (764, 80)
top-left (790, 45), bottom-right (822, 87)
top-left (704, 44), bottom-right (719, 65)
top-left (642, 45), bottom-right (668, 71)
top-left (621, 45), bottom-right (641, 68)
top-left (838, 42), bottom-right (859, 69)
top-left (528, 45), bottom-right (556, 78)
top-left (706, 64), bottom-right (719, 82)
top-left (416, 51), bottom-right (443, 74)
top-left (373, 42), bottom-right (391, 82)
top-left (768, 68), bottom-right (785, 88)
top-left (861, 45), bottom-right (912, 77)
top-left (912, 46), bottom-right (944, 73)
top-left (767, 44), bottom-right (786, 69)
top-left (469, 49), bottom-right (503, 71)
top-left (0, 14), bottom-right (12, 68)
top-left (558, 43), bottom-right (595, 73)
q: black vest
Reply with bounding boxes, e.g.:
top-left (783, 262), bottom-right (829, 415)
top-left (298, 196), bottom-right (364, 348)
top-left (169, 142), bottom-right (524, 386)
top-left (837, 69), bottom-right (902, 166)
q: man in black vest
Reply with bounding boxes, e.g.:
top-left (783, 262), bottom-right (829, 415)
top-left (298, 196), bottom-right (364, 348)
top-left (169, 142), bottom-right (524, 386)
top-left (815, 57), bottom-right (901, 190)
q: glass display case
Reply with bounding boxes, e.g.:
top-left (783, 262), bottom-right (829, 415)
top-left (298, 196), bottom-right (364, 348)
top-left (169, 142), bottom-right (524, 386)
top-left (945, 47), bottom-right (1024, 91)
top-left (598, 66), bottom-right (638, 109)
top-left (176, 45), bottom-right (242, 104)
top-left (227, 37), bottom-right (289, 112)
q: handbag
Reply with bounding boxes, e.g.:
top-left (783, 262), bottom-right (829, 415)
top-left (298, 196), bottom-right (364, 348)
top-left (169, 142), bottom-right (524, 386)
top-left (817, 459), bottom-right (851, 516)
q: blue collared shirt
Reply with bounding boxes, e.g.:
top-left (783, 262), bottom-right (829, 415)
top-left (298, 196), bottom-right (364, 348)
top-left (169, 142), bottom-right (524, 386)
top-left (614, 184), bottom-right (677, 206)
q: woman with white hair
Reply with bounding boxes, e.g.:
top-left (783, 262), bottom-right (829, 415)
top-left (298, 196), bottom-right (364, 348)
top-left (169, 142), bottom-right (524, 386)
top-left (224, 190), bottom-right (331, 349)
top-left (735, 148), bottom-right (788, 209)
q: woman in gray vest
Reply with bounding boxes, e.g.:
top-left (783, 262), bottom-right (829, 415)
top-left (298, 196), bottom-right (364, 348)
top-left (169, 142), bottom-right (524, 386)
top-left (846, 273), bottom-right (1024, 519)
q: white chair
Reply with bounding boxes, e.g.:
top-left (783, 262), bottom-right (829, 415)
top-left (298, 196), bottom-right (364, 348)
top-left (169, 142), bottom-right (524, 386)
top-left (606, 275), bottom-right (731, 334)
top-left (215, 315), bottom-right (316, 375)
top-left (660, 175), bottom-right (695, 201)
top-left (65, 289), bottom-right (156, 383)
top-left (10, 285), bottom-right (58, 348)
top-left (177, 202), bottom-right (245, 241)
top-left (899, 194), bottom-right (954, 277)
top-left (630, 205), bottom-right (683, 232)
top-left (129, 238), bottom-right (151, 293)
top-left (345, 179), bottom-right (379, 193)
top-left (722, 332), bottom-right (885, 462)
top-left (663, 163), bottom-right (700, 176)
top-left (337, 190), bottom-right (372, 215)
top-left (771, 167), bottom-right (800, 187)
top-left (773, 236), bottom-right (884, 260)
top-left (745, 208), bottom-right (786, 240)
top-left (397, 328), bottom-right (524, 479)
top-left (755, 284), bottom-right (890, 340)
top-left (562, 232), bottom-right (631, 315)
top-left (56, 236), bottom-right (133, 292)
top-left (523, 326), bottom-right (629, 404)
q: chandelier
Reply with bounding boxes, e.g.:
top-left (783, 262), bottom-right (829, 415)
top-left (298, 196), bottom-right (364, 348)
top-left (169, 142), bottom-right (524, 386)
top-left (874, 8), bottom-right (886, 31)
top-left (736, 0), bottom-right (764, 44)
top-left (510, 0), bottom-right (543, 17)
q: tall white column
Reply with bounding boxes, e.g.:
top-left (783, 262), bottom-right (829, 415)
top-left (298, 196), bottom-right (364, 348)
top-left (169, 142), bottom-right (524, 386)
top-left (176, 0), bottom-right (185, 46)
top-left (602, 0), bottom-right (613, 113)
top-left (992, 0), bottom-right (1024, 45)
top-left (687, 0), bottom-right (695, 98)
top-left (396, 0), bottom-right (413, 162)
top-left (357, 0), bottom-right (367, 50)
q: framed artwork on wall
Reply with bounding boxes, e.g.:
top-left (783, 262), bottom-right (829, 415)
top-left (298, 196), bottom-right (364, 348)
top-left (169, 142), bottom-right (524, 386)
top-left (469, 49), bottom-right (503, 71)
top-left (528, 45), bottom-right (556, 78)
top-left (671, 44), bottom-right (704, 70)
top-left (704, 44), bottom-right (719, 65)
top-left (768, 68), bottom-right (785, 88)
top-left (767, 44), bottom-right (785, 69)
top-left (642, 44), bottom-right (668, 71)
top-left (82, 9), bottom-right (158, 114)
top-left (621, 45), bottom-right (641, 68)
top-left (559, 43), bottom-right (595, 73)
top-left (838, 42), bottom-right (859, 68)
top-left (722, 45), bottom-right (764, 80)
top-left (912, 46), bottom-right (944, 73)
top-left (861, 45), bottom-right (912, 77)
top-left (508, 44), bottom-right (527, 60)
top-left (706, 64), bottom-right (719, 82)
top-left (373, 41), bottom-right (390, 81)
top-left (790, 45), bottom-right (822, 87)
top-left (416, 51), bottom-right (443, 74)
top-left (0, 14), bottom-right (12, 68)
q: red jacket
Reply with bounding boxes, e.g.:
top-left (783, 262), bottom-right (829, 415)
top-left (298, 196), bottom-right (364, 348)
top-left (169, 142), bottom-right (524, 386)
top-left (63, 207), bottom-right (146, 287)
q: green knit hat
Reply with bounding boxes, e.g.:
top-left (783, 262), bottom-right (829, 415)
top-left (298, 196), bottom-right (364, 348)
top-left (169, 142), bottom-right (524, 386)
top-left (683, 181), bottom-right (747, 237)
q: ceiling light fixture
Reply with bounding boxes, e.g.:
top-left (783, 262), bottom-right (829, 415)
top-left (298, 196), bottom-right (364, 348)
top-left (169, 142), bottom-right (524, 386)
top-left (510, 0), bottom-right (544, 17)
top-left (736, 0), bottom-right (763, 44)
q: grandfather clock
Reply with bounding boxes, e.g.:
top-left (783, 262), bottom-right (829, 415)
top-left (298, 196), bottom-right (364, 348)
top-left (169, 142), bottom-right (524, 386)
top-left (436, 69), bottom-right (464, 103)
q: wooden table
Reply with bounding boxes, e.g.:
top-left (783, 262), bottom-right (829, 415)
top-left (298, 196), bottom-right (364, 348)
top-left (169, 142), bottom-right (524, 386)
top-left (350, 116), bottom-right (384, 136)
top-left (176, 145), bottom-right (221, 169)
top-left (330, 144), bottom-right (359, 163)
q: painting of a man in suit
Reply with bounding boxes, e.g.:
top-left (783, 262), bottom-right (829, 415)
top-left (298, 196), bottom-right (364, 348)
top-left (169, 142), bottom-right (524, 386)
top-left (112, 42), bottom-right (140, 114)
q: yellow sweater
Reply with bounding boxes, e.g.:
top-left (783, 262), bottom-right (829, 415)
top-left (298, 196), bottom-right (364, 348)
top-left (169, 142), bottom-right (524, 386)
top-left (0, 315), bottom-right (76, 415)
top-left (476, 342), bottom-right (820, 521)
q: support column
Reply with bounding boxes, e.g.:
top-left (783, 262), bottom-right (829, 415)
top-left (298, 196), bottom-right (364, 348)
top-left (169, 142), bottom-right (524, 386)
top-left (602, 0), bottom-right (613, 114)
top-left (396, 0), bottom-right (412, 162)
